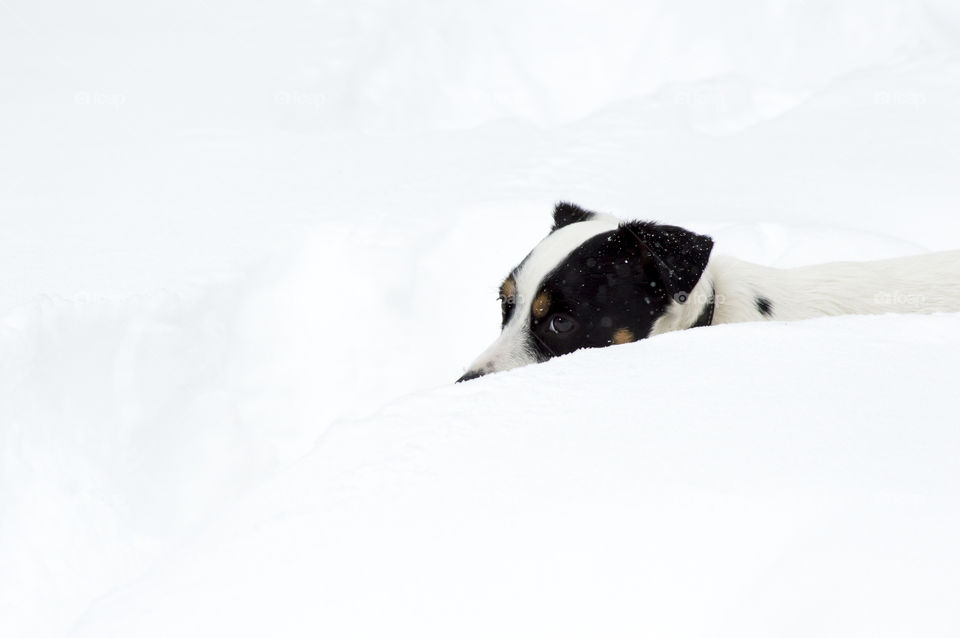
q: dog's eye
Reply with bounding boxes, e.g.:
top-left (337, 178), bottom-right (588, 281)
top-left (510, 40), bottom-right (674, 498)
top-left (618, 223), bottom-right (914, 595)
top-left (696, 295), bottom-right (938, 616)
top-left (548, 314), bottom-right (576, 335)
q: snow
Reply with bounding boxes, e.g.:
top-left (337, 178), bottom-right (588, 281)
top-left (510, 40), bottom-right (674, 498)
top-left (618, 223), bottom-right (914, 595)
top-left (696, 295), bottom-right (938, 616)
top-left (67, 315), bottom-right (960, 638)
top-left (2, 1), bottom-right (960, 636)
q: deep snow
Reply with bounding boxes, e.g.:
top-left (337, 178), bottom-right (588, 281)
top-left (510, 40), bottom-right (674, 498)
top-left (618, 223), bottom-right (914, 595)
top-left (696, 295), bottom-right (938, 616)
top-left (71, 315), bottom-right (960, 638)
top-left (2, 1), bottom-right (960, 636)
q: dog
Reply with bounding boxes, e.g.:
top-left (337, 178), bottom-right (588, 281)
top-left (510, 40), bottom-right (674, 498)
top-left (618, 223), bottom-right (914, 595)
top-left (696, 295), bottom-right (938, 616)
top-left (457, 202), bottom-right (960, 381)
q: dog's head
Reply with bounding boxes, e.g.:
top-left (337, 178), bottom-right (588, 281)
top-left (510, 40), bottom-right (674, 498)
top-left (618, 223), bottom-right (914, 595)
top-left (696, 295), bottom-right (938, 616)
top-left (457, 203), bottom-right (714, 381)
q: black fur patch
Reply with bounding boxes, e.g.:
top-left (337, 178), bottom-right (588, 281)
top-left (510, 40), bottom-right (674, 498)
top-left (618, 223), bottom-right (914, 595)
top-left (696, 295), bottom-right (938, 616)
top-left (551, 202), bottom-right (596, 231)
top-left (756, 296), bottom-right (773, 317)
top-left (500, 295), bottom-right (516, 327)
top-left (621, 221), bottom-right (714, 299)
top-left (525, 220), bottom-right (714, 362)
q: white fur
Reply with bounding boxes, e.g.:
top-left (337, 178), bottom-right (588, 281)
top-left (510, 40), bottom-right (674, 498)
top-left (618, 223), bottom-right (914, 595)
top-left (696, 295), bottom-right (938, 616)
top-left (465, 214), bottom-right (620, 374)
top-left (652, 250), bottom-right (960, 335)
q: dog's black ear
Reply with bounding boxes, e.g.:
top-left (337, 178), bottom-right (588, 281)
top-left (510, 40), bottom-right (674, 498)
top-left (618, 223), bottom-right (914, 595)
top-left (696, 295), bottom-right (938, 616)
top-left (552, 202), bottom-right (596, 231)
top-left (619, 221), bottom-right (713, 300)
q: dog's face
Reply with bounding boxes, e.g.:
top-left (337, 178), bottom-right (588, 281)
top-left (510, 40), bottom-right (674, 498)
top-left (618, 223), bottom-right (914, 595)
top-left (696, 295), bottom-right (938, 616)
top-left (458, 203), bottom-right (713, 381)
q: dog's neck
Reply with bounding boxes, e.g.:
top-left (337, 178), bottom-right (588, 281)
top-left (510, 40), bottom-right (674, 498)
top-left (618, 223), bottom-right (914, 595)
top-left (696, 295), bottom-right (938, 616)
top-left (649, 251), bottom-right (960, 337)
top-left (648, 260), bottom-right (722, 337)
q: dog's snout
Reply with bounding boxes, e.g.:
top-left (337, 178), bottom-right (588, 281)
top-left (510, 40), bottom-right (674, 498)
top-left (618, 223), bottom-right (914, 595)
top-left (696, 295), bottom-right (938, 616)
top-left (456, 369), bottom-right (485, 383)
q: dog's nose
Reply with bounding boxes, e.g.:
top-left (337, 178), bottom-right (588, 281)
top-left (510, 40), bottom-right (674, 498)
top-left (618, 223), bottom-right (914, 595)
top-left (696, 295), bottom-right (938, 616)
top-left (456, 369), bottom-right (485, 383)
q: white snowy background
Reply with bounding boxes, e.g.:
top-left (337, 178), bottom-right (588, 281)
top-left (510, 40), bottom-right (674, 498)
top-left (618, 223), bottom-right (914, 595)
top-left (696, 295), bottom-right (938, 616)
top-left (2, 1), bottom-right (960, 636)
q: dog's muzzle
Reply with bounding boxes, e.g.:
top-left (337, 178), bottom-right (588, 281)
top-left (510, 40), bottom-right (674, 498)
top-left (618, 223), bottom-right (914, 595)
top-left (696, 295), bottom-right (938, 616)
top-left (456, 369), bottom-right (485, 383)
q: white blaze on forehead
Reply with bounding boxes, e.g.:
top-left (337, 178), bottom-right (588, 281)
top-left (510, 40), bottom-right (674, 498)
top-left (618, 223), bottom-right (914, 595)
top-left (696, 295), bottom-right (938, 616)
top-left (465, 214), bottom-right (621, 375)
top-left (512, 214), bottom-right (621, 311)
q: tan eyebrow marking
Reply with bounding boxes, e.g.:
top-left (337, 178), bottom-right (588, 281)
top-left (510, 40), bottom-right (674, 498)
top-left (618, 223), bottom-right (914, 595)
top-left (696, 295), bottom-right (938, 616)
top-left (612, 327), bottom-right (635, 344)
top-left (532, 290), bottom-right (551, 319)
top-left (500, 276), bottom-right (516, 300)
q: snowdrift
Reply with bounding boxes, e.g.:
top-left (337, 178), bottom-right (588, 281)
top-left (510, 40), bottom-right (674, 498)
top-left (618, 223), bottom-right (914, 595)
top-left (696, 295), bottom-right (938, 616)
top-left (72, 314), bottom-right (960, 637)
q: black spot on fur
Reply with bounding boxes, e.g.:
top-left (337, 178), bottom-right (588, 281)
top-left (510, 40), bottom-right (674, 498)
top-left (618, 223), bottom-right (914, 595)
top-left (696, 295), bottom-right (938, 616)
top-left (756, 296), bottom-right (773, 317)
top-left (551, 202), bottom-right (596, 231)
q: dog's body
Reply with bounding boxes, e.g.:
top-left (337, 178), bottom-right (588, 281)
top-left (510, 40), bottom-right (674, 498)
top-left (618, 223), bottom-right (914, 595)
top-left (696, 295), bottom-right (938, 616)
top-left (458, 203), bottom-right (960, 381)
top-left (654, 251), bottom-right (960, 335)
